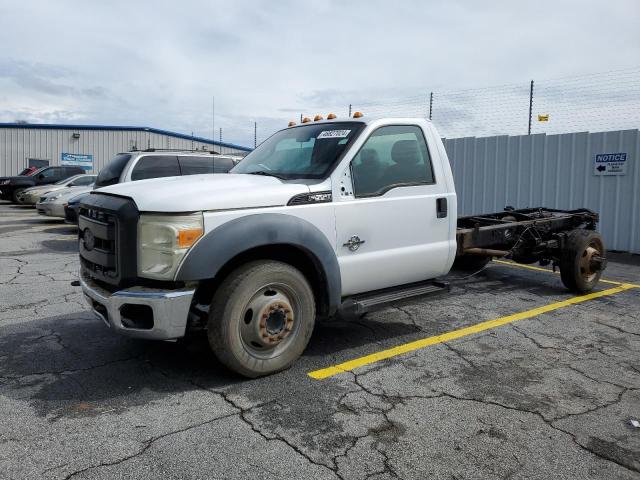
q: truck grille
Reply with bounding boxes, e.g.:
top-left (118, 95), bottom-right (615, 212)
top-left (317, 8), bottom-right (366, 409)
top-left (78, 194), bottom-right (139, 288)
top-left (79, 207), bottom-right (118, 280)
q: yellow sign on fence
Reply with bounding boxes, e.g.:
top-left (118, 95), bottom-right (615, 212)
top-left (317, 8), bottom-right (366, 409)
top-left (538, 114), bottom-right (549, 122)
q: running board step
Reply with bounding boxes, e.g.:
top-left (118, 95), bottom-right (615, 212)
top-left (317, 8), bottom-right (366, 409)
top-left (340, 280), bottom-right (450, 316)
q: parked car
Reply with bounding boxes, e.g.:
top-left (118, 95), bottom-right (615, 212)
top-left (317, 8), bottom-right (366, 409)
top-left (36, 185), bottom-right (95, 218)
top-left (61, 151), bottom-right (235, 225)
top-left (64, 192), bottom-right (90, 224)
top-left (19, 174), bottom-right (97, 205)
top-left (78, 116), bottom-right (607, 377)
top-left (0, 166), bottom-right (86, 203)
top-left (92, 150), bottom-right (238, 189)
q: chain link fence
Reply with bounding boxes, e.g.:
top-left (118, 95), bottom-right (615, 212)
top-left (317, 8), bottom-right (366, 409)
top-left (295, 67), bottom-right (640, 139)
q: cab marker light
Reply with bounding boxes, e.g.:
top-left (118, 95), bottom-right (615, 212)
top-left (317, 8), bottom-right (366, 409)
top-left (314, 114), bottom-right (323, 121)
top-left (327, 113), bottom-right (336, 119)
top-left (301, 117), bottom-right (311, 123)
top-left (288, 121), bottom-right (297, 127)
top-left (353, 111), bottom-right (363, 118)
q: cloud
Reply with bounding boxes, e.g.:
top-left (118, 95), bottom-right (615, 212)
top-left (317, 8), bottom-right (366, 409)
top-left (0, 0), bottom-right (638, 146)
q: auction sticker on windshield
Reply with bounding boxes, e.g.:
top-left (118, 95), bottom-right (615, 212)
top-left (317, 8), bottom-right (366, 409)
top-left (317, 130), bottom-right (351, 139)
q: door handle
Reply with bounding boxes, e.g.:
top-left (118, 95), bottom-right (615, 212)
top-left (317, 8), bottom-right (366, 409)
top-left (343, 235), bottom-right (365, 251)
top-left (436, 198), bottom-right (448, 218)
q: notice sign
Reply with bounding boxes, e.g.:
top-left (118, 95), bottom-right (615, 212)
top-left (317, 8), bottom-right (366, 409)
top-left (61, 152), bottom-right (93, 171)
top-left (594, 152), bottom-right (627, 176)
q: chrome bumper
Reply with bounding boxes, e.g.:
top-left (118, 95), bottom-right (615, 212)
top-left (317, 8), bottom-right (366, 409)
top-left (80, 271), bottom-right (195, 340)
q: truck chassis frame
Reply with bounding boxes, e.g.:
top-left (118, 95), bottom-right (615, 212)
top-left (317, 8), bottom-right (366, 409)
top-left (456, 207), bottom-right (603, 269)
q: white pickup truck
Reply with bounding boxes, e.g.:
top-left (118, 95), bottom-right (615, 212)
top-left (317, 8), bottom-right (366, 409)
top-left (78, 116), bottom-right (606, 377)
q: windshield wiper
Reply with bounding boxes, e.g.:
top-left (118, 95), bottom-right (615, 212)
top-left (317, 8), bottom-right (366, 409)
top-left (245, 171), bottom-right (287, 180)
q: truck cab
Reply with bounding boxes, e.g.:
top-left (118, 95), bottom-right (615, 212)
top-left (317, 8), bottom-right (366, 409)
top-left (77, 117), bottom-right (459, 376)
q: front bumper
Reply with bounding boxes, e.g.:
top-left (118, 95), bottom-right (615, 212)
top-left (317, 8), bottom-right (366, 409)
top-left (80, 270), bottom-right (195, 340)
top-left (22, 193), bottom-right (40, 205)
top-left (64, 205), bottom-right (79, 224)
top-left (36, 202), bottom-right (65, 217)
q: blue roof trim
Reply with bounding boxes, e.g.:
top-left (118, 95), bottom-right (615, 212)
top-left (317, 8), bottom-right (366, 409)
top-left (0, 123), bottom-right (252, 152)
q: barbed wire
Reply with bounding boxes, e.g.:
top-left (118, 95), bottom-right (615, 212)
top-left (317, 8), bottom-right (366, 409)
top-left (331, 67), bottom-right (640, 139)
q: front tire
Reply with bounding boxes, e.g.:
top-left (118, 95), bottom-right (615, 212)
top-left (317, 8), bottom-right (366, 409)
top-left (207, 260), bottom-right (316, 378)
top-left (12, 188), bottom-right (25, 204)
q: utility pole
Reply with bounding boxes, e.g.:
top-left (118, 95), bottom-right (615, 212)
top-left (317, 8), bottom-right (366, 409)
top-left (254, 122), bottom-right (257, 148)
top-left (428, 92), bottom-right (433, 120)
top-left (528, 80), bottom-right (534, 135)
top-left (348, 104), bottom-right (352, 117)
top-left (212, 96), bottom-right (215, 144)
top-left (219, 127), bottom-right (222, 143)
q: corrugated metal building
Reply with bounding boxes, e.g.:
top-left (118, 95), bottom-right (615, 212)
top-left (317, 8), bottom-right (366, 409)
top-left (0, 123), bottom-right (252, 177)
top-left (443, 128), bottom-right (639, 253)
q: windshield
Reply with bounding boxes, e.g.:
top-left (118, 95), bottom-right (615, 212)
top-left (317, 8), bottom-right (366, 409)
top-left (95, 153), bottom-right (131, 187)
top-left (232, 122), bottom-right (364, 179)
top-left (55, 175), bottom-right (78, 185)
top-left (27, 167), bottom-right (47, 176)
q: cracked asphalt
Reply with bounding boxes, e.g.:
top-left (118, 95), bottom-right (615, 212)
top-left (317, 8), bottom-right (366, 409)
top-left (1, 200), bottom-right (639, 480)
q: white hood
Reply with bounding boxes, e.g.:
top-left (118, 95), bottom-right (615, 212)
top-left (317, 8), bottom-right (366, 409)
top-left (94, 174), bottom-right (311, 212)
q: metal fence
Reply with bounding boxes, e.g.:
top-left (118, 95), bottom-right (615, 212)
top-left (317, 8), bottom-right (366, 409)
top-left (298, 67), bottom-right (640, 140)
top-left (443, 129), bottom-right (640, 254)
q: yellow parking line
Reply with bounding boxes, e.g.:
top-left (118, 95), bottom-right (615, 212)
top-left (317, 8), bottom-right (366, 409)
top-left (493, 260), bottom-right (640, 288)
top-left (308, 283), bottom-right (638, 380)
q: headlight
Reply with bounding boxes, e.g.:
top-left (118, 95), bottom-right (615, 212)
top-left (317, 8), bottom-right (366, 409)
top-left (1, 180), bottom-right (10, 185)
top-left (138, 213), bottom-right (204, 280)
top-left (47, 194), bottom-right (62, 202)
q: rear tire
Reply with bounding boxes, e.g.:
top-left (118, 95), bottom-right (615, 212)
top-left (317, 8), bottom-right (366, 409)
top-left (452, 255), bottom-right (490, 272)
top-left (559, 229), bottom-right (605, 293)
top-left (207, 260), bottom-right (316, 378)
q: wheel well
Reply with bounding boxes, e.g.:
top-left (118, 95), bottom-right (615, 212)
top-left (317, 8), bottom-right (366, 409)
top-left (193, 244), bottom-right (331, 318)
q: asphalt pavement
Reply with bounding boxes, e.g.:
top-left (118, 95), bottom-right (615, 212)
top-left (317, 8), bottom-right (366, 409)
top-left (1, 201), bottom-right (639, 479)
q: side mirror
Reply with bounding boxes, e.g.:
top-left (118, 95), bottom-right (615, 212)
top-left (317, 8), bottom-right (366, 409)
top-left (38, 174), bottom-right (45, 180)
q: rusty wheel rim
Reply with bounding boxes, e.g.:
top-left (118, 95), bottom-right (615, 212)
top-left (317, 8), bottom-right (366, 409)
top-left (239, 283), bottom-right (300, 359)
top-left (579, 243), bottom-right (601, 283)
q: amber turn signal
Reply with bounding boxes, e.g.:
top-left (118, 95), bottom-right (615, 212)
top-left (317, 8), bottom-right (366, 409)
top-left (178, 228), bottom-right (203, 248)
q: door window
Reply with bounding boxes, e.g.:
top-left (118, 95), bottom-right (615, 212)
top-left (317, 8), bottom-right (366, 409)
top-left (178, 156), bottom-right (214, 175)
top-left (351, 125), bottom-right (435, 197)
top-left (131, 156), bottom-right (180, 181)
top-left (213, 157), bottom-right (234, 173)
top-left (39, 168), bottom-right (57, 178)
top-left (69, 175), bottom-right (95, 186)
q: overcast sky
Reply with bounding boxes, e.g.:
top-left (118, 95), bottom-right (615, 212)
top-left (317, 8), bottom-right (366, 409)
top-left (0, 0), bottom-right (638, 147)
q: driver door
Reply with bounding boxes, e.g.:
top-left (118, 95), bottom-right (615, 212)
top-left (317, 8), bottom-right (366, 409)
top-left (334, 124), bottom-right (453, 296)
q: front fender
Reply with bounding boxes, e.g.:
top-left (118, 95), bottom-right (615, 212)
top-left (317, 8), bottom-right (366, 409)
top-left (175, 213), bottom-right (341, 312)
